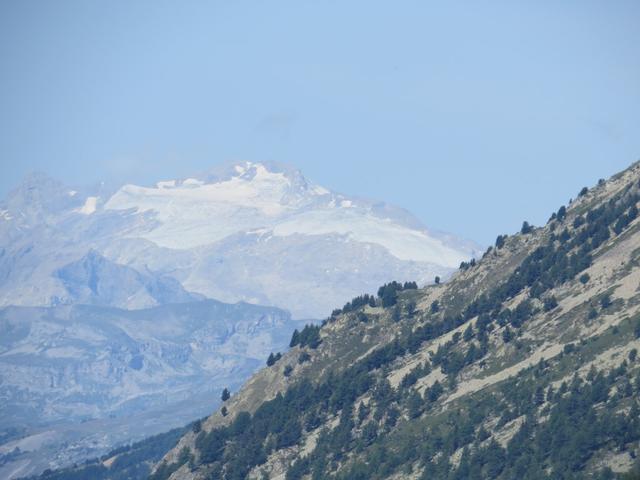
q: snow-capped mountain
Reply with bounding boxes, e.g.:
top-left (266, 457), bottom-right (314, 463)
top-left (0, 162), bottom-right (480, 318)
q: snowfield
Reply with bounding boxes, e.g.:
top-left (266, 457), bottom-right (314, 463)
top-left (0, 161), bottom-right (480, 318)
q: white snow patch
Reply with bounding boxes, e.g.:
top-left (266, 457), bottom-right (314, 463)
top-left (77, 196), bottom-right (98, 215)
top-left (104, 167), bottom-right (296, 248)
top-left (45, 346), bottom-right (87, 358)
top-left (102, 163), bottom-right (476, 266)
top-left (0, 209), bottom-right (12, 220)
top-left (273, 210), bottom-right (467, 265)
top-left (68, 190), bottom-right (77, 197)
top-left (312, 185), bottom-right (330, 195)
top-left (182, 178), bottom-right (204, 187)
top-left (156, 180), bottom-right (176, 189)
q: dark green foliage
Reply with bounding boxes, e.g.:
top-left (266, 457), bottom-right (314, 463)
top-left (298, 351), bottom-right (311, 364)
top-left (290, 324), bottom-right (322, 349)
top-left (285, 457), bottom-right (309, 480)
top-left (192, 419), bottom-right (202, 434)
top-left (221, 387), bottom-right (230, 402)
top-left (336, 293), bottom-right (377, 315)
top-left (193, 365), bottom-right (375, 477)
top-left (425, 380), bottom-right (444, 403)
top-left (430, 300), bottom-right (440, 314)
top-left (221, 406), bottom-right (228, 417)
top-left (435, 275), bottom-right (441, 284)
top-left (521, 221), bottom-right (533, 234)
top-left (148, 460), bottom-right (180, 480)
top-left (491, 368), bottom-right (640, 479)
top-left (579, 273), bottom-right (590, 284)
top-left (267, 352), bottom-right (282, 366)
top-left (543, 295), bottom-right (558, 312)
top-left (284, 365), bottom-right (293, 377)
top-left (389, 305), bottom-right (401, 323)
top-left (289, 329), bottom-right (300, 347)
top-left (600, 294), bottom-right (612, 309)
top-left (573, 215), bottom-right (586, 228)
top-left (32, 425), bottom-right (188, 480)
top-left (629, 348), bottom-right (637, 362)
top-left (459, 258), bottom-right (477, 271)
top-left (556, 205), bottom-right (567, 221)
top-left (451, 186), bottom-right (639, 333)
top-left (495, 234), bottom-right (507, 249)
top-left (282, 350), bottom-right (638, 480)
top-left (502, 326), bottom-right (513, 343)
top-left (463, 324), bottom-right (474, 342)
top-left (427, 332), bottom-right (488, 380)
top-left (377, 282), bottom-right (405, 307)
top-left (400, 361), bottom-right (431, 389)
top-left (579, 186), bottom-right (589, 196)
top-left (195, 427), bottom-right (227, 464)
top-left (361, 421), bottom-right (378, 445)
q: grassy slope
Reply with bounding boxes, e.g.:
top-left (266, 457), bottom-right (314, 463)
top-left (155, 163), bottom-right (640, 480)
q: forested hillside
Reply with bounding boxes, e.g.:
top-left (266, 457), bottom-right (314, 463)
top-left (153, 162), bottom-right (640, 480)
top-left (27, 425), bottom-right (188, 480)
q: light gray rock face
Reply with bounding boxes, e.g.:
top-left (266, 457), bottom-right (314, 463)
top-left (0, 300), bottom-right (300, 478)
top-left (0, 162), bottom-right (481, 318)
top-left (53, 250), bottom-right (201, 308)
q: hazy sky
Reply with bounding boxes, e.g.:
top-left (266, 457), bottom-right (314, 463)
top-left (1, 1), bottom-right (639, 245)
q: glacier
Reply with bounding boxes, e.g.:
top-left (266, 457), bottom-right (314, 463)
top-left (0, 161), bottom-right (480, 318)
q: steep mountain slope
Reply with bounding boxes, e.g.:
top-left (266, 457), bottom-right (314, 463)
top-left (0, 162), bottom-right (480, 318)
top-left (154, 162), bottom-right (640, 480)
top-left (0, 300), bottom-right (301, 479)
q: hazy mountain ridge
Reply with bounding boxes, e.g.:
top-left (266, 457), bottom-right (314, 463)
top-left (0, 299), bottom-right (301, 479)
top-left (53, 250), bottom-right (202, 308)
top-left (0, 161), bottom-right (480, 318)
top-left (151, 162), bottom-right (640, 480)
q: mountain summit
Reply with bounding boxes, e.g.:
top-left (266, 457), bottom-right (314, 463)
top-left (0, 162), bottom-right (480, 318)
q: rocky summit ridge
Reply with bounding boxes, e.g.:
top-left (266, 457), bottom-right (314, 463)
top-left (0, 161), bottom-right (479, 319)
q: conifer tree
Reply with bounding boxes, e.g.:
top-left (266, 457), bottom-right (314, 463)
top-left (221, 387), bottom-right (230, 402)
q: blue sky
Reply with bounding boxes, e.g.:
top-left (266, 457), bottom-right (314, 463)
top-left (1, 1), bottom-right (639, 245)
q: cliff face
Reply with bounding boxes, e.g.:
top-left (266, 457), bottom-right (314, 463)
top-left (157, 162), bottom-right (640, 480)
top-left (0, 300), bottom-right (299, 480)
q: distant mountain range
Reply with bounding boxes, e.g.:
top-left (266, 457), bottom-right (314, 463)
top-left (0, 300), bottom-right (300, 479)
top-left (0, 161), bottom-right (480, 478)
top-left (0, 161), bottom-right (480, 318)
